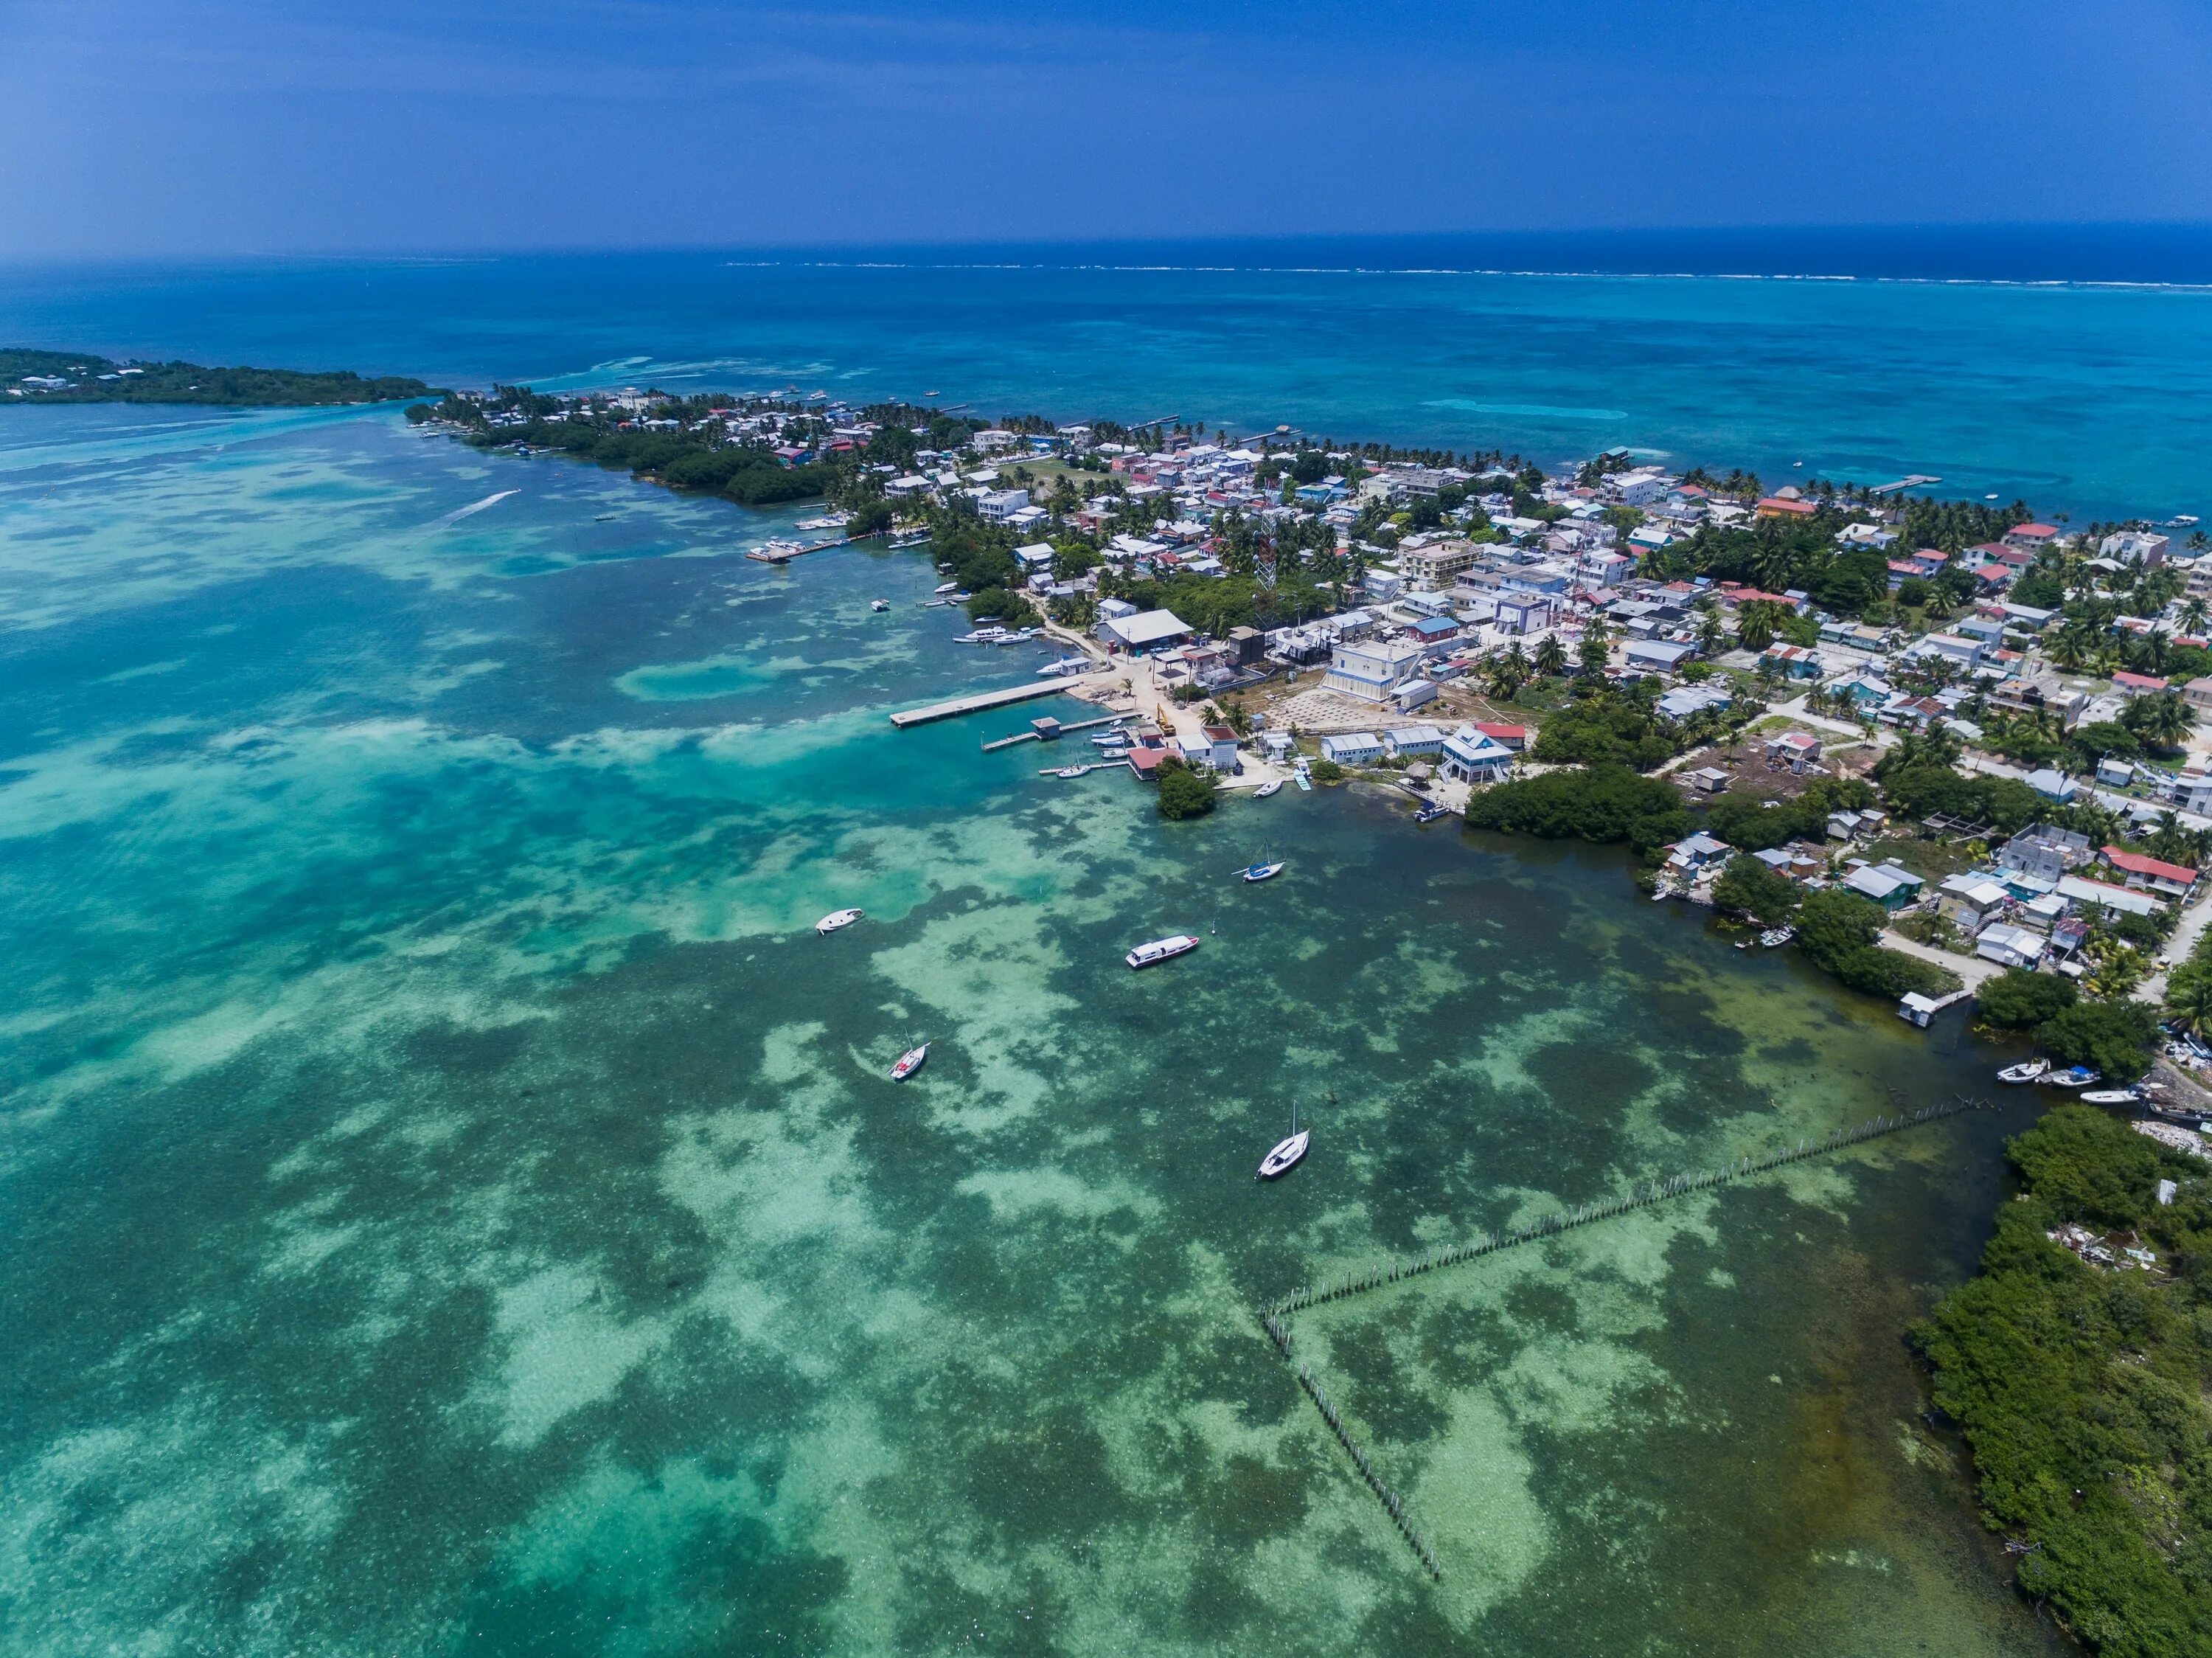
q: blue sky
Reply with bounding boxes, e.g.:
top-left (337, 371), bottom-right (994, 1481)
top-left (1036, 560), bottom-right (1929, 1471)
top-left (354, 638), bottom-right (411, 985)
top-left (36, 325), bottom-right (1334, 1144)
top-left (2, 0), bottom-right (2209, 257)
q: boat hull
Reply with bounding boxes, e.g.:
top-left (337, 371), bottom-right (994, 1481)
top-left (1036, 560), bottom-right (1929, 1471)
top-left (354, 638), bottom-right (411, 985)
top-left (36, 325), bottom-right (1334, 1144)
top-left (1258, 1131), bottom-right (1310, 1179)
top-left (1127, 935), bottom-right (1200, 969)
top-left (891, 1044), bottom-right (928, 1081)
top-left (816, 908), bottom-right (864, 935)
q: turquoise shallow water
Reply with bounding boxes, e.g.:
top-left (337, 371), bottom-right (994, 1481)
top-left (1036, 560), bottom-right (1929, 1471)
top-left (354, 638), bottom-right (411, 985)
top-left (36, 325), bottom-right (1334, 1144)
top-left (0, 402), bottom-right (2073, 1653)
top-left (5, 245), bottom-right (2212, 518)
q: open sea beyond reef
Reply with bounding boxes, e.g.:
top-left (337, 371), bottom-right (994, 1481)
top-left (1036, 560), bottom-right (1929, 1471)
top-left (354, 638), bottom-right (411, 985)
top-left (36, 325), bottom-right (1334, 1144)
top-left (7, 243), bottom-right (2205, 1654)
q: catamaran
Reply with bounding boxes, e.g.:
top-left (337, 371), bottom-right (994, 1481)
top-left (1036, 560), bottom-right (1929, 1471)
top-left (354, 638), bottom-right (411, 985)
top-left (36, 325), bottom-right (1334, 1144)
top-left (1126, 934), bottom-right (1200, 969)
top-left (891, 1043), bottom-right (928, 1082)
top-left (1258, 1104), bottom-right (1309, 1179)
top-left (816, 908), bottom-right (864, 935)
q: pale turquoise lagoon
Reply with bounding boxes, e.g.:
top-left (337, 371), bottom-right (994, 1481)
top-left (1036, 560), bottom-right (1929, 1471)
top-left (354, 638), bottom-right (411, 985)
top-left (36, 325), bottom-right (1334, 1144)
top-left (0, 400), bottom-right (2073, 1654)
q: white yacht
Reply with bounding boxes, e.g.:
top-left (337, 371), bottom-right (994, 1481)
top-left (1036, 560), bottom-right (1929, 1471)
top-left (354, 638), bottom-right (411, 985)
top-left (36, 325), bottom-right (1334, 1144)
top-left (816, 908), bottom-right (864, 935)
top-left (1126, 934), bottom-right (1200, 969)
top-left (1258, 1106), bottom-right (1309, 1179)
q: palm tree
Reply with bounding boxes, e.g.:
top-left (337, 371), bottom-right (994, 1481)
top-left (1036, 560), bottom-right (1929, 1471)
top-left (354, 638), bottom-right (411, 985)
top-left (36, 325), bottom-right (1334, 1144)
top-left (2129, 689), bottom-right (2194, 751)
top-left (1695, 610), bottom-right (1725, 656)
top-left (1735, 600), bottom-right (1784, 652)
top-left (2047, 625), bottom-right (2094, 671)
top-left (2168, 971), bottom-right (2212, 1039)
top-left (2148, 811), bottom-right (2188, 865)
top-left (2182, 596), bottom-right (2210, 638)
top-left (1534, 632), bottom-right (1567, 677)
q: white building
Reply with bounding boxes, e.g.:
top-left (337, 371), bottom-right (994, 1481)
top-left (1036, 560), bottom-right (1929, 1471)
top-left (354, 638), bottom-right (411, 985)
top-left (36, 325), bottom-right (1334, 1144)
top-left (1096, 609), bottom-right (1194, 653)
top-left (1320, 732), bottom-right (1385, 766)
top-left (976, 488), bottom-right (1031, 522)
top-left (1382, 724), bottom-right (1446, 759)
top-left (1321, 639), bottom-right (1429, 704)
top-left (1438, 726), bottom-right (1515, 783)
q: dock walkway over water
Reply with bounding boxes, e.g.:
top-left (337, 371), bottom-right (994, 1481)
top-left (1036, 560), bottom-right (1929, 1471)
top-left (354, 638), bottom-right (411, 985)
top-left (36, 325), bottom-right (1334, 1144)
top-left (888, 673), bottom-right (1105, 729)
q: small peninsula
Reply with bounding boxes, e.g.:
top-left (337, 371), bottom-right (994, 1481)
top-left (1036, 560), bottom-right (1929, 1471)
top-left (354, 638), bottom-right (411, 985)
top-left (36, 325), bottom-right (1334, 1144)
top-left (2, 347), bottom-right (439, 406)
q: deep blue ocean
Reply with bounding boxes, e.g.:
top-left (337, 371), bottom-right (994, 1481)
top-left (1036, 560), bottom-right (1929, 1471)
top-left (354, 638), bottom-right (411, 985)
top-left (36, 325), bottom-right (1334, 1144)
top-left (5, 227), bottom-right (2212, 518)
top-left (0, 234), bottom-right (2192, 1654)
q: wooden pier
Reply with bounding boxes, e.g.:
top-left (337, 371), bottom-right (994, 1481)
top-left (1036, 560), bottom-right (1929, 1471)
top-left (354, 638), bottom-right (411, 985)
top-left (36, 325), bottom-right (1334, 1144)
top-left (888, 673), bottom-right (1104, 729)
top-left (745, 533), bottom-right (872, 564)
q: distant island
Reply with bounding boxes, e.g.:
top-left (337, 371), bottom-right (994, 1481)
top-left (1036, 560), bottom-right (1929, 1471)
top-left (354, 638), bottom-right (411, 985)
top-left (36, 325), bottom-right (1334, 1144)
top-left (1, 347), bottom-right (439, 406)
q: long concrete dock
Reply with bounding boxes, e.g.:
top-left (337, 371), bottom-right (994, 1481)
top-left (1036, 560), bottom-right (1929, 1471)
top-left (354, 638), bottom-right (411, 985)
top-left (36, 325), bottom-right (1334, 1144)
top-left (888, 673), bottom-right (1105, 729)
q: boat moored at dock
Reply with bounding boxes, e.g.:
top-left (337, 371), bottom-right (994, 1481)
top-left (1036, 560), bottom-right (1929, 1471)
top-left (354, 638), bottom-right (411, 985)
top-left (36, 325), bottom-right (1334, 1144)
top-left (1127, 934), bottom-right (1200, 969)
top-left (2080, 1087), bottom-right (2143, 1106)
top-left (1254, 780), bottom-right (1283, 799)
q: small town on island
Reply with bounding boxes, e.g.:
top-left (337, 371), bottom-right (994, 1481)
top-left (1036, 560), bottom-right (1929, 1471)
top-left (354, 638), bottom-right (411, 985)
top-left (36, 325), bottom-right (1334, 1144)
top-left (401, 372), bottom-right (2212, 1645)
top-left (418, 379), bottom-right (2212, 1055)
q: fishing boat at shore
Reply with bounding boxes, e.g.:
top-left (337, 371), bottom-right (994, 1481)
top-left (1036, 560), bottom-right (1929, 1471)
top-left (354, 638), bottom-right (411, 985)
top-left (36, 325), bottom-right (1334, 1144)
top-left (2080, 1087), bottom-right (2143, 1106)
top-left (888, 532), bottom-right (932, 550)
top-left (1127, 934), bottom-right (1200, 969)
top-left (891, 1042), bottom-right (928, 1081)
top-left (1759, 926), bottom-right (1795, 948)
top-left (2044, 1065), bottom-right (2101, 1090)
top-left (1414, 801), bottom-right (1449, 823)
top-left (1997, 1058), bottom-right (2048, 1083)
top-left (1254, 779), bottom-right (1283, 798)
top-left (816, 907), bottom-right (864, 935)
top-left (1258, 1104), bottom-right (1309, 1179)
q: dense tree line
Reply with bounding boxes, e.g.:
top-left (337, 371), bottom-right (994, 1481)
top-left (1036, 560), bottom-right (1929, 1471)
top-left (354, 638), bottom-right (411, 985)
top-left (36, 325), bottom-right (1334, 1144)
top-left (4, 347), bottom-right (437, 406)
top-left (1464, 764), bottom-right (1693, 856)
top-left (1915, 1107), bottom-right (2212, 1656)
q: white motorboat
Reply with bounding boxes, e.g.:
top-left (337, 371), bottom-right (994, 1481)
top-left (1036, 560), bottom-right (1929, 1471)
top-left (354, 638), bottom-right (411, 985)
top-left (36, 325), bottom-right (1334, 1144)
top-left (2044, 1066), bottom-right (2101, 1090)
top-left (933, 580), bottom-right (959, 594)
top-left (1237, 860), bottom-right (1285, 884)
top-left (1996, 1058), bottom-right (2048, 1084)
top-left (2080, 1088), bottom-right (2142, 1106)
top-left (1258, 1105), bottom-right (1309, 1179)
top-left (1759, 926), bottom-right (1795, 948)
top-left (1254, 780), bottom-right (1284, 799)
top-left (871, 598), bottom-right (889, 612)
top-left (891, 1043), bottom-right (928, 1081)
top-left (1127, 934), bottom-right (1200, 969)
top-left (816, 907), bottom-right (864, 935)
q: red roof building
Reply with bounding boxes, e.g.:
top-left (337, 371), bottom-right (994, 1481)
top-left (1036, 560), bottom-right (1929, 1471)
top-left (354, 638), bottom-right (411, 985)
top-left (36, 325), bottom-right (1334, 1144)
top-left (1756, 496), bottom-right (1817, 519)
top-left (1475, 723), bottom-right (1527, 749)
top-left (2104, 846), bottom-right (2200, 894)
top-left (2112, 670), bottom-right (2168, 695)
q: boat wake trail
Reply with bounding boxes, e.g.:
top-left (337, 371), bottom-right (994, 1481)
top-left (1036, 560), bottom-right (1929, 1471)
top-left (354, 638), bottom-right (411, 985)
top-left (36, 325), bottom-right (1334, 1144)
top-left (430, 489), bottom-right (518, 529)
